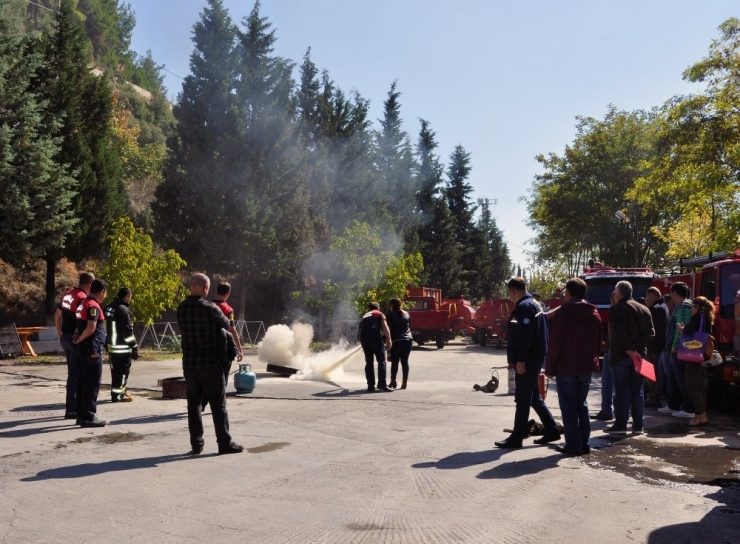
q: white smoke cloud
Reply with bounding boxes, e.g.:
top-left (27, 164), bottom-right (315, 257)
top-left (257, 322), bottom-right (359, 382)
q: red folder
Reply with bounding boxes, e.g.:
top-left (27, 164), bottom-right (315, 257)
top-left (631, 353), bottom-right (656, 381)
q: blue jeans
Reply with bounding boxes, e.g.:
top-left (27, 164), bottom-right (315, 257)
top-left (556, 373), bottom-right (592, 453)
top-left (61, 333), bottom-right (78, 413)
top-left (600, 353), bottom-right (614, 414)
top-left (185, 366), bottom-right (232, 449)
top-left (667, 352), bottom-right (694, 413)
top-left (611, 357), bottom-right (644, 431)
top-left (512, 361), bottom-right (558, 439)
top-left (390, 339), bottom-right (412, 380)
top-left (362, 343), bottom-right (387, 388)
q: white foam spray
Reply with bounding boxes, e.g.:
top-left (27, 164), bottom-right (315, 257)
top-left (257, 322), bottom-right (360, 381)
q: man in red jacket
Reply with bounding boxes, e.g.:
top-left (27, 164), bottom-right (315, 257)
top-left (545, 278), bottom-right (602, 456)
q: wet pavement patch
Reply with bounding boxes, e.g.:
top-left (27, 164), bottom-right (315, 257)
top-left (247, 442), bottom-right (290, 454)
top-left (585, 439), bottom-right (740, 485)
top-left (70, 432), bottom-right (143, 445)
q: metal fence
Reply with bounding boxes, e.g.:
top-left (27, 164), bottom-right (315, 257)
top-left (134, 320), bottom-right (266, 352)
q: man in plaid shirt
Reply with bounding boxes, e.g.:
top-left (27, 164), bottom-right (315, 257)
top-left (177, 273), bottom-right (243, 455)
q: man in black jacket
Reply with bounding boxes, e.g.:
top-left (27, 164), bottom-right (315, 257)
top-left (495, 277), bottom-right (560, 449)
top-left (644, 287), bottom-right (668, 407)
top-left (606, 280), bottom-right (655, 435)
top-left (105, 288), bottom-right (139, 402)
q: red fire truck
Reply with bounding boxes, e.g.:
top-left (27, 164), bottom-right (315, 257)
top-left (404, 287), bottom-right (457, 349)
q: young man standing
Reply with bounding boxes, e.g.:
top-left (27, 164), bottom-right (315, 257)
top-left (495, 277), bottom-right (560, 449)
top-left (545, 278), bottom-right (602, 455)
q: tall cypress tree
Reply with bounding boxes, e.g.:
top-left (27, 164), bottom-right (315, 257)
top-left (445, 144), bottom-right (477, 295)
top-left (37, 0), bottom-right (124, 314)
top-left (0, 12), bottom-right (76, 273)
top-left (469, 199), bottom-right (511, 300)
top-left (374, 81), bottom-right (418, 240)
top-left (153, 0), bottom-right (238, 274)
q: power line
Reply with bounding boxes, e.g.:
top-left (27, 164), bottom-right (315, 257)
top-left (23, 0), bottom-right (58, 13)
top-left (161, 67), bottom-right (184, 80)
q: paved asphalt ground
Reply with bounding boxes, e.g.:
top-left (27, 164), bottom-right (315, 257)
top-left (1, 340), bottom-right (740, 543)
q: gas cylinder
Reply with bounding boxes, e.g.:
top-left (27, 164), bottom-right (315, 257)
top-left (507, 365), bottom-right (515, 395)
top-left (234, 363), bottom-right (256, 393)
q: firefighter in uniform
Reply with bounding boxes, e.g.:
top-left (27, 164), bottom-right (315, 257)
top-left (54, 272), bottom-right (94, 419)
top-left (73, 279), bottom-right (108, 427)
top-left (105, 287), bottom-right (139, 402)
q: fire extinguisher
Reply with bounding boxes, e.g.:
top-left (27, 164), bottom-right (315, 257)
top-left (538, 372), bottom-right (548, 400)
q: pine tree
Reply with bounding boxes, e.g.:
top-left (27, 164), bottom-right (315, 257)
top-left (470, 199), bottom-right (511, 300)
top-left (153, 0), bottom-right (238, 274)
top-left (445, 144), bottom-right (477, 294)
top-left (374, 81), bottom-right (418, 240)
top-left (0, 12), bottom-right (76, 273)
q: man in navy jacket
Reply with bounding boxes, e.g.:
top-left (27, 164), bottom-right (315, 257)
top-left (545, 278), bottom-right (602, 455)
top-left (495, 277), bottom-right (560, 449)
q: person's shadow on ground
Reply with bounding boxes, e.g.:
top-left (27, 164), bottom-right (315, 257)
top-left (646, 482), bottom-right (740, 542)
top-left (412, 449), bottom-right (509, 470)
top-left (476, 452), bottom-right (561, 479)
top-left (21, 453), bottom-right (202, 481)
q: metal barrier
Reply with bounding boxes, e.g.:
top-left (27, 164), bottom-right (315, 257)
top-left (137, 322), bottom-right (181, 352)
top-left (235, 321), bottom-right (266, 348)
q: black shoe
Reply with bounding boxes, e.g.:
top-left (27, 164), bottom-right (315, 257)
top-left (79, 418), bottom-right (107, 428)
top-left (64, 412), bottom-right (77, 420)
top-left (604, 425), bottom-right (628, 435)
top-left (533, 432), bottom-right (561, 445)
top-left (367, 386), bottom-right (376, 392)
top-left (191, 445), bottom-right (204, 455)
top-left (377, 386), bottom-right (393, 392)
top-left (591, 411), bottom-right (613, 421)
top-left (218, 442), bottom-right (244, 455)
top-left (111, 396), bottom-right (120, 403)
top-left (494, 437), bottom-right (523, 449)
top-left (554, 444), bottom-right (583, 456)
top-left (582, 446), bottom-right (591, 455)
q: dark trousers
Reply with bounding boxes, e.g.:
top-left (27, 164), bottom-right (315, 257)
top-left (645, 351), bottom-right (661, 402)
top-left (685, 363), bottom-right (707, 415)
top-left (390, 339), bottom-right (412, 380)
top-left (110, 353), bottom-right (132, 398)
top-left (600, 352), bottom-right (613, 414)
top-left (75, 347), bottom-right (103, 421)
top-left (556, 373), bottom-right (592, 453)
top-left (611, 357), bottom-right (644, 431)
top-left (201, 363), bottom-right (232, 410)
top-left (512, 362), bottom-right (557, 439)
top-left (362, 343), bottom-right (387, 388)
top-left (658, 350), bottom-right (670, 398)
top-left (184, 366), bottom-right (232, 449)
top-left (61, 333), bottom-right (78, 413)
top-left (667, 352), bottom-right (694, 413)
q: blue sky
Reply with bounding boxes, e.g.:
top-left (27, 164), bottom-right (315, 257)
top-left (127, 0), bottom-right (737, 269)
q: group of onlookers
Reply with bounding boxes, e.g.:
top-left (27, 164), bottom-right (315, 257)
top-left (495, 275), bottom-right (716, 457)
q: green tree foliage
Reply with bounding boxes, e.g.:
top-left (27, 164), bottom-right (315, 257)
top-left (330, 221), bottom-right (423, 315)
top-left (629, 17), bottom-right (740, 257)
top-left (36, 0), bottom-right (125, 312)
top-left (374, 81), bottom-right (418, 242)
top-left (414, 120), bottom-right (464, 295)
top-left (470, 199), bottom-right (511, 301)
top-left (0, 8), bottom-right (77, 269)
top-left (445, 144), bottom-right (477, 294)
top-left (98, 217), bottom-right (187, 325)
top-left (525, 107), bottom-right (664, 271)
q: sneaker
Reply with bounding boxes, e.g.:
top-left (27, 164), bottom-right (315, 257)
top-left (604, 425), bottom-right (628, 435)
top-left (632, 429), bottom-right (644, 435)
top-left (657, 406), bottom-right (676, 414)
top-left (672, 410), bottom-right (695, 418)
top-left (533, 432), bottom-right (561, 445)
top-left (591, 411), bottom-right (614, 421)
top-left (79, 418), bottom-right (107, 428)
top-left (218, 442), bottom-right (244, 455)
top-left (376, 386), bottom-right (393, 392)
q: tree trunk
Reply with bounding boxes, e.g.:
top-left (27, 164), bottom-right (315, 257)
top-left (45, 255), bottom-right (56, 325)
